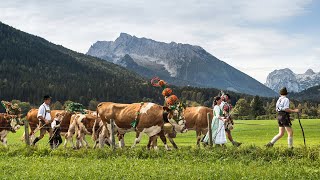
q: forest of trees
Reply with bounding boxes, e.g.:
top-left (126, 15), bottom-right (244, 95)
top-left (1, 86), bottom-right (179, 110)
top-left (232, 96), bottom-right (320, 120)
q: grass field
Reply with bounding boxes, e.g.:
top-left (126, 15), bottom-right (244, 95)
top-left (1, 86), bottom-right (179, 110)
top-left (0, 119), bottom-right (319, 179)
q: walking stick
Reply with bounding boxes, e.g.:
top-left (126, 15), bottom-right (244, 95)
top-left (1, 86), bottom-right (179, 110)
top-left (47, 128), bottom-right (58, 144)
top-left (297, 112), bottom-right (306, 147)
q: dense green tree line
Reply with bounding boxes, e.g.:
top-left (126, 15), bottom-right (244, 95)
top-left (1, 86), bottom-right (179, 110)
top-left (232, 97), bottom-right (320, 120)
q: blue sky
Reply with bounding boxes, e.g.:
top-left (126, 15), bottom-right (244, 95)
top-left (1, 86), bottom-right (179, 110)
top-left (0, 0), bottom-right (319, 83)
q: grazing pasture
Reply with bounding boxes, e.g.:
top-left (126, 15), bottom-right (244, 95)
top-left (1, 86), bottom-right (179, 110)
top-left (0, 119), bottom-right (319, 179)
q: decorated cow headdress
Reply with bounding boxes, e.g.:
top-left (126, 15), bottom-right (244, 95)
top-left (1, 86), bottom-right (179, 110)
top-left (151, 77), bottom-right (179, 109)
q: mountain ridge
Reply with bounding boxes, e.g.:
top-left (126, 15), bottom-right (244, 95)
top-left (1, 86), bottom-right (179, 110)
top-left (87, 33), bottom-right (277, 97)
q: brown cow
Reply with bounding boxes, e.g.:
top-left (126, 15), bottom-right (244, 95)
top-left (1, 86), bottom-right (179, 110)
top-left (152, 106), bottom-right (212, 148)
top-left (97, 102), bottom-right (186, 150)
top-left (184, 106), bottom-right (213, 146)
top-left (0, 113), bottom-right (21, 146)
top-left (25, 109), bottom-right (72, 143)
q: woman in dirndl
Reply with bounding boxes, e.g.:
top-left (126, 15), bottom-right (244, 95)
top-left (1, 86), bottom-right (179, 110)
top-left (203, 96), bottom-right (227, 145)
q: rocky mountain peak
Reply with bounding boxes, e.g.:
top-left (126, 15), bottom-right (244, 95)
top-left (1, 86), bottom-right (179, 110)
top-left (266, 68), bottom-right (320, 93)
top-left (305, 69), bottom-right (315, 75)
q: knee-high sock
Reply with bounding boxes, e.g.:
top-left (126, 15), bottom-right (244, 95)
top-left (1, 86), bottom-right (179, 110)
top-left (288, 137), bottom-right (293, 148)
top-left (270, 134), bottom-right (281, 144)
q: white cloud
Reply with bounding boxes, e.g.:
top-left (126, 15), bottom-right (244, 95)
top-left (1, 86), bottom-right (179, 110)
top-left (0, 0), bottom-right (318, 83)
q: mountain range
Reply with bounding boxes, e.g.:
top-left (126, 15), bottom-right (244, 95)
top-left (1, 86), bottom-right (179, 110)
top-left (87, 33), bottom-right (277, 97)
top-left (0, 21), bottom-right (257, 107)
top-left (265, 68), bottom-right (320, 93)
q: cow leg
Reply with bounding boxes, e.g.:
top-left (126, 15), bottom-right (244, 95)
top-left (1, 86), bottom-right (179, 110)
top-left (131, 131), bottom-right (143, 148)
top-left (76, 132), bottom-right (82, 149)
top-left (168, 137), bottom-right (178, 149)
top-left (153, 137), bottom-right (159, 150)
top-left (196, 130), bottom-right (202, 147)
top-left (29, 125), bottom-right (37, 143)
top-left (64, 132), bottom-right (76, 149)
top-left (0, 131), bottom-right (8, 147)
top-left (21, 131), bottom-right (25, 141)
top-left (93, 140), bottom-right (99, 149)
top-left (158, 130), bottom-right (171, 151)
top-left (63, 133), bottom-right (68, 148)
top-left (83, 134), bottom-right (89, 148)
top-left (118, 133), bottom-right (125, 148)
top-left (147, 135), bottom-right (157, 150)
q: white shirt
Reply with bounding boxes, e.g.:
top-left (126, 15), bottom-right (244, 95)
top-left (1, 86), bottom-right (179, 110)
top-left (37, 103), bottom-right (51, 121)
top-left (276, 96), bottom-right (290, 112)
top-left (51, 119), bottom-right (58, 129)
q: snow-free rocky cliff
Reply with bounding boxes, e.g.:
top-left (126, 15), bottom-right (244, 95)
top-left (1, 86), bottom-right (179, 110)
top-left (265, 68), bottom-right (320, 93)
top-left (87, 33), bottom-right (277, 97)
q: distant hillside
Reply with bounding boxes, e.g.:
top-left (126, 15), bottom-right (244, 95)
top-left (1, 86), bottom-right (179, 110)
top-left (290, 85), bottom-right (320, 102)
top-left (87, 33), bottom-right (277, 97)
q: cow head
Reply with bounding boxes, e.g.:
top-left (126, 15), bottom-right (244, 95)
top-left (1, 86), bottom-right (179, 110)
top-left (5, 114), bottom-right (21, 133)
top-left (168, 102), bottom-right (187, 133)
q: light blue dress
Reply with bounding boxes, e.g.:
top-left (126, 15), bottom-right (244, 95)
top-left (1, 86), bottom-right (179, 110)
top-left (203, 105), bottom-right (227, 144)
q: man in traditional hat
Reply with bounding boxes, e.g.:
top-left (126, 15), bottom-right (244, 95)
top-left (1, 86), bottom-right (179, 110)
top-left (32, 95), bottom-right (54, 148)
top-left (265, 87), bottom-right (299, 148)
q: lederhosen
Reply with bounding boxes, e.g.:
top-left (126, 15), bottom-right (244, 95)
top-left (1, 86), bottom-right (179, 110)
top-left (277, 111), bottom-right (291, 127)
top-left (276, 98), bottom-right (292, 127)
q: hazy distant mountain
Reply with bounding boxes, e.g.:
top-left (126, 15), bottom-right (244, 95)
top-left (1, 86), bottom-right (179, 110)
top-left (87, 33), bottom-right (277, 97)
top-left (265, 68), bottom-right (320, 93)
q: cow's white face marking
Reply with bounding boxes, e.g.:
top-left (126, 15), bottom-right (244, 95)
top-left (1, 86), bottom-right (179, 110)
top-left (140, 103), bottom-right (155, 114)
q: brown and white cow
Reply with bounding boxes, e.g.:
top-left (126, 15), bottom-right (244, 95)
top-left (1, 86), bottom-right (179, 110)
top-left (97, 102), bottom-right (186, 150)
top-left (64, 113), bottom-right (108, 149)
top-left (0, 113), bottom-right (21, 146)
top-left (25, 109), bottom-right (72, 142)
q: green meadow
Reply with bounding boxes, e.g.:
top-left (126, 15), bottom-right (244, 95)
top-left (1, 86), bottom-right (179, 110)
top-left (0, 119), bottom-right (319, 179)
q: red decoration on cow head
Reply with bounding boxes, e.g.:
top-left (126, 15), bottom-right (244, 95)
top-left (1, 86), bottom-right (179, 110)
top-left (162, 88), bottom-right (173, 97)
top-left (166, 95), bottom-right (179, 106)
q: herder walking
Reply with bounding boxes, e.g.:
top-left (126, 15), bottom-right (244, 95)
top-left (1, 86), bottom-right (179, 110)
top-left (265, 87), bottom-right (299, 148)
top-left (32, 95), bottom-right (54, 148)
top-left (220, 94), bottom-right (242, 147)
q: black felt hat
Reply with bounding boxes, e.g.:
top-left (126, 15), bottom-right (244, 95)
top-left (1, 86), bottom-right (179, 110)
top-left (43, 95), bottom-right (52, 100)
top-left (279, 87), bottom-right (288, 95)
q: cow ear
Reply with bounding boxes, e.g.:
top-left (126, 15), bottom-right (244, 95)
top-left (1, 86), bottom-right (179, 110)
top-left (163, 107), bottom-right (169, 111)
